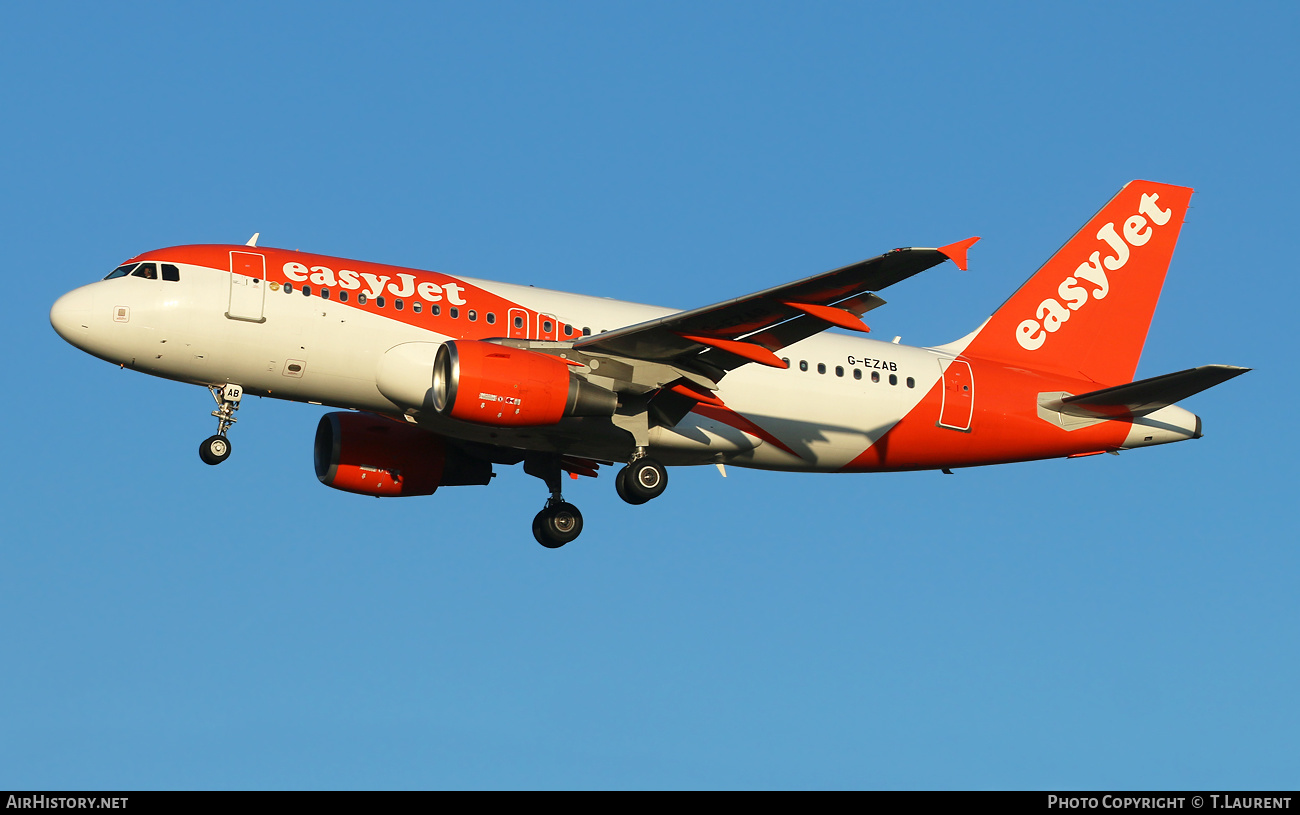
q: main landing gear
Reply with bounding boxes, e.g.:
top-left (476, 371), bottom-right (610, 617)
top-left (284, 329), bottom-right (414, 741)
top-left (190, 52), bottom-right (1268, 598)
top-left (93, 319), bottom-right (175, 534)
top-left (616, 451), bottom-right (667, 506)
top-left (522, 449), bottom-right (668, 549)
top-left (199, 384), bottom-right (242, 466)
top-left (524, 454), bottom-right (584, 549)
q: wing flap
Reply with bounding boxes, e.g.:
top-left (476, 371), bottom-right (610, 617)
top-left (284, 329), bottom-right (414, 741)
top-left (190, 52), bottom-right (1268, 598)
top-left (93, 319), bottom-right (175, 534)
top-left (781, 301), bottom-right (872, 333)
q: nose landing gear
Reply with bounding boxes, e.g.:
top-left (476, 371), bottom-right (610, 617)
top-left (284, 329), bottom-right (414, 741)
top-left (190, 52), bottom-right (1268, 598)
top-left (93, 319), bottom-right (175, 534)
top-left (200, 384), bottom-right (242, 466)
top-left (199, 434), bottom-right (232, 465)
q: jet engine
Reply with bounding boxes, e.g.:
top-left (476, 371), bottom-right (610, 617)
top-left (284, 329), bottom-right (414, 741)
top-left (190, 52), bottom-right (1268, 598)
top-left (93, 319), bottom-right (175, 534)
top-left (313, 412), bottom-right (492, 497)
top-left (431, 340), bottom-right (617, 427)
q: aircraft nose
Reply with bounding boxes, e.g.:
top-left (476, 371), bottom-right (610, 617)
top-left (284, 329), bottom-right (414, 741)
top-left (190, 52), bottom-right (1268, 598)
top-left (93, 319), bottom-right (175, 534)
top-left (50, 287), bottom-right (93, 345)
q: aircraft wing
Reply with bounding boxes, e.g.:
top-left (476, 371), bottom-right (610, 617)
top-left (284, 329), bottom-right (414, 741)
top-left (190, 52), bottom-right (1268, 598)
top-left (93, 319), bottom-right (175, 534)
top-left (572, 238), bottom-right (977, 376)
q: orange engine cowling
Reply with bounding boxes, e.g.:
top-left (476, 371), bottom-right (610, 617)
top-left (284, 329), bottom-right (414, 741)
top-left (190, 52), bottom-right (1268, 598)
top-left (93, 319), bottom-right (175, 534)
top-left (313, 412), bottom-right (493, 497)
top-left (432, 340), bottom-right (617, 427)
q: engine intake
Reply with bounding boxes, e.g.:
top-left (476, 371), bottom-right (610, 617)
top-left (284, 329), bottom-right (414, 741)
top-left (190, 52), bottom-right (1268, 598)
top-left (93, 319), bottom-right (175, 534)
top-left (432, 340), bottom-right (617, 427)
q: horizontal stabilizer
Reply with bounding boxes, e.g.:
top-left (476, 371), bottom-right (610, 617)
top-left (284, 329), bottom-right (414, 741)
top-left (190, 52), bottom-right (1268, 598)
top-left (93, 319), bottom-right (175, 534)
top-left (1056, 365), bottom-right (1250, 419)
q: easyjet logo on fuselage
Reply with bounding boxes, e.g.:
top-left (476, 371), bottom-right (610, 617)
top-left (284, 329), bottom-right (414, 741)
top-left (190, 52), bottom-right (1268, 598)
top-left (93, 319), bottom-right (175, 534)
top-left (281, 262), bottom-right (468, 306)
top-left (1015, 192), bottom-right (1172, 351)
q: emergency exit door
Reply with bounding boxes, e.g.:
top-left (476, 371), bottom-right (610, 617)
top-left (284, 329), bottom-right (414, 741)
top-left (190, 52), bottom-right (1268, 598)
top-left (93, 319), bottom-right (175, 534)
top-left (508, 308), bottom-right (528, 339)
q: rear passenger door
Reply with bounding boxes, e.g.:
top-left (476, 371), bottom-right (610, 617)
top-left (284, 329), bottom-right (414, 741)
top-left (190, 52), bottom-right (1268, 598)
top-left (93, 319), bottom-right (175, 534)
top-left (938, 358), bottom-right (974, 431)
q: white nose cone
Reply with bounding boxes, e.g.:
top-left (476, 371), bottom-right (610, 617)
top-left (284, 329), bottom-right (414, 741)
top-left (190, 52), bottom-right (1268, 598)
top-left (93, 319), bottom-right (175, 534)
top-left (50, 287), bottom-right (93, 345)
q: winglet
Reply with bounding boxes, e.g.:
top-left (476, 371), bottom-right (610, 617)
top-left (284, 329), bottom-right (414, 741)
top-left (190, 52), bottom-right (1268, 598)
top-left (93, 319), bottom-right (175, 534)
top-left (938, 236), bottom-right (980, 271)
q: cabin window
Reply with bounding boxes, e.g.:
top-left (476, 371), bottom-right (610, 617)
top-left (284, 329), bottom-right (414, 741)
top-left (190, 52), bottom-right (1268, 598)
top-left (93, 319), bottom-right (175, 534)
top-left (321, 288), bottom-right (330, 300)
top-left (514, 315), bottom-right (524, 329)
top-left (431, 304), bottom-right (440, 316)
top-left (543, 320), bottom-right (553, 333)
top-left (563, 323), bottom-right (572, 336)
top-left (835, 366), bottom-right (844, 377)
top-left (395, 299), bottom-right (404, 310)
top-left (906, 377), bottom-right (915, 388)
top-left (161, 264), bottom-right (180, 282)
top-left (450, 307), bottom-right (459, 319)
top-left (582, 327), bottom-right (591, 336)
top-left (376, 296), bottom-right (385, 308)
top-left (817, 363), bottom-right (826, 375)
top-left (303, 285), bottom-right (312, 296)
top-left (799, 360), bottom-right (808, 372)
top-left (889, 373), bottom-right (898, 386)
top-left (782, 357), bottom-right (790, 367)
top-left (283, 283), bottom-right (293, 293)
top-left (412, 301), bottom-right (420, 313)
top-left (486, 312), bottom-right (495, 324)
top-left (872, 371), bottom-right (880, 383)
top-left (339, 290), bottom-right (348, 302)
top-left (104, 263), bottom-right (137, 279)
top-left (853, 369), bottom-right (862, 380)
top-left (468, 309), bottom-right (477, 321)
top-left (357, 293), bottom-right (367, 304)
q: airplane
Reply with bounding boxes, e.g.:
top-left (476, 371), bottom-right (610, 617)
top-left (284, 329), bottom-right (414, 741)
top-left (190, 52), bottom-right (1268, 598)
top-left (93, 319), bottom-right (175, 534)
top-left (50, 181), bottom-right (1248, 548)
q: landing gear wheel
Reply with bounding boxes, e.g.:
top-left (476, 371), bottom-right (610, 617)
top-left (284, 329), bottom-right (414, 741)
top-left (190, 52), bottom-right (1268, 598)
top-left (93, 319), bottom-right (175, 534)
top-left (199, 434), bottom-right (232, 466)
top-left (618, 457), bottom-right (667, 504)
top-left (615, 467), bottom-right (648, 505)
top-left (532, 502), bottom-right (583, 548)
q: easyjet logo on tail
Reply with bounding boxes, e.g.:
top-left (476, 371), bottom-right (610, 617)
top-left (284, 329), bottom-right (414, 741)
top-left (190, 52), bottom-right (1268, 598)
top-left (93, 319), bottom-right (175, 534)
top-left (1015, 192), bottom-right (1173, 351)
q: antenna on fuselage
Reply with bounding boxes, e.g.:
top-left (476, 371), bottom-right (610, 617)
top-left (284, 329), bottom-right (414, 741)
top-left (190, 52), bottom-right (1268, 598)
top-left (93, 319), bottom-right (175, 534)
top-left (245, 233), bottom-right (260, 247)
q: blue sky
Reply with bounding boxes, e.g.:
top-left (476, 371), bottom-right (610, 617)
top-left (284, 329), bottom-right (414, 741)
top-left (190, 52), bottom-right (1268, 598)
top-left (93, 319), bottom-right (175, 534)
top-left (2, 2), bottom-right (1296, 789)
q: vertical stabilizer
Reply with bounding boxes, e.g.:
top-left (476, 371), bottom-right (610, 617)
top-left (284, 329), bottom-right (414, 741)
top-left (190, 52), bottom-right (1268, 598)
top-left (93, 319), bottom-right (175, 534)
top-left (960, 181), bottom-right (1193, 385)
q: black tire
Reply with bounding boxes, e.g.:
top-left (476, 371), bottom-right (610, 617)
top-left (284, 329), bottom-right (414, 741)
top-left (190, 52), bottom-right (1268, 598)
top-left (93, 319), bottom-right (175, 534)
top-left (619, 458), bottom-right (667, 504)
top-left (199, 434), bottom-right (232, 465)
top-left (615, 466), bottom-right (649, 505)
top-left (533, 502), bottom-right (583, 548)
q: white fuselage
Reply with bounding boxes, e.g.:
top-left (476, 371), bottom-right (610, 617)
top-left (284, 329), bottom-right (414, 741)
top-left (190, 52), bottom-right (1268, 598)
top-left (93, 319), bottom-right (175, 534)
top-left (52, 260), bottom-right (952, 471)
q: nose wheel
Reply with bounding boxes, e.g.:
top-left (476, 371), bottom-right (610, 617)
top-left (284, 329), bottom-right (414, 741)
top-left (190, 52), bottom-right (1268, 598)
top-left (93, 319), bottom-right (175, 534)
top-left (200, 383), bottom-right (243, 466)
top-left (199, 434), bottom-right (232, 465)
top-left (616, 454), bottom-right (667, 505)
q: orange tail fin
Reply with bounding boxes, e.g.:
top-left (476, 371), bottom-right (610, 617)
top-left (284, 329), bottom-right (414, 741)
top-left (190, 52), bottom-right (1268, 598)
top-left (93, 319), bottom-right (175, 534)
top-left (960, 181), bottom-right (1193, 385)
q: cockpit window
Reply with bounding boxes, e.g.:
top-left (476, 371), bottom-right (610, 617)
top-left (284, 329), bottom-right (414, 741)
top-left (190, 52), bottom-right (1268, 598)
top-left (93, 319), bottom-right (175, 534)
top-left (131, 263), bottom-right (158, 280)
top-left (161, 264), bottom-right (180, 282)
top-left (104, 263), bottom-right (137, 280)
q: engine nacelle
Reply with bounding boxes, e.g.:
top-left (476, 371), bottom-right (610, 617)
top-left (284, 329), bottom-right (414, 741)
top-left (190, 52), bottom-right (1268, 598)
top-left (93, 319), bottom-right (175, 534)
top-left (313, 412), bottom-right (492, 497)
top-left (432, 340), bottom-right (617, 427)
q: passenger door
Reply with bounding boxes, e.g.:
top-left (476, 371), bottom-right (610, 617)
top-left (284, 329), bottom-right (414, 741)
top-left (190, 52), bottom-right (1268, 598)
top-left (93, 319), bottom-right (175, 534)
top-left (938, 358), bottom-right (974, 431)
top-left (227, 251), bottom-right (266, 323)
